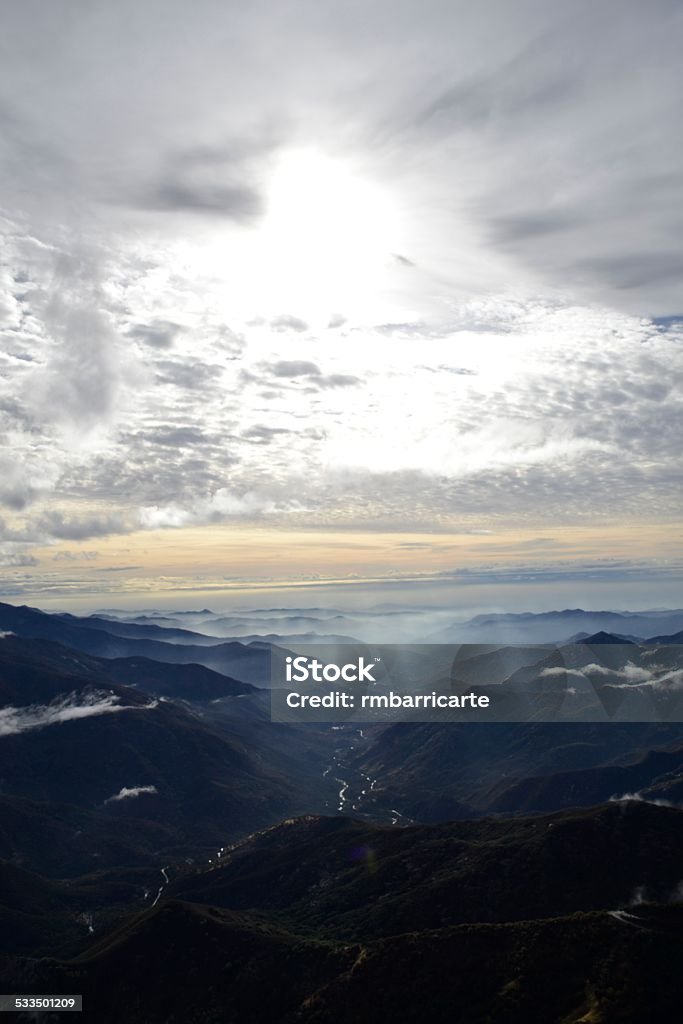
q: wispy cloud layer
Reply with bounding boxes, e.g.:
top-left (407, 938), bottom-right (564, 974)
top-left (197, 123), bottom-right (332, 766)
top-left (104, 784), bottom-right (158, 804)
top-left (0, 691), bottom-right (159, 737)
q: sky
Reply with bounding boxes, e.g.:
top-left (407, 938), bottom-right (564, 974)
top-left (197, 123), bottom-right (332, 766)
top-left (0, 0), bottom-right (682, 610)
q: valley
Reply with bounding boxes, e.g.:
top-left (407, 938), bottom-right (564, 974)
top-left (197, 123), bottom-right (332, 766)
top-left (2, 601), bottom-right (683, 1021)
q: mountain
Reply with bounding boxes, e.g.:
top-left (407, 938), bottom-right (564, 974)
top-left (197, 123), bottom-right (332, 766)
top-left (578, 630), bottom-right (637, 644)
top-left (427, 608), bottom-right (683, 644)
top-left (169, 802), bottom-right (683, 930)
top-left (218, 632), bottom-right (364, 648)
top-left (58, 612), bottom-right (227, 645)
top-left (0, 602), bottom-right (274, 683)
top-left (337, 633), bottom-right (683, 822)
top-left (0, 632), bottom-right (255, 707)
top-left (647, 629), bottom-right (683, 644)
top-left (4, 600), bottom-right (683, 1021)
top-left (193, 612), bottom-right (349, 635)
top-left (0, 636), bottom-right (330, 876)
top-left (5, 802), bottom-right (683, 1023)
top-left (100, 657), bottom-right (256, 700)
top-left (347, 719), bottom-right (683, 822)
top-left (0, 860), bottom-right (88, 955)
top-left (490, 744), bottom-right (683, 813)
top-left (450, 644), bottom-right (552, 686)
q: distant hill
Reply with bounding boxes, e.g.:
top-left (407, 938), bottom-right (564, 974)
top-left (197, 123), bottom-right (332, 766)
top-left (58, 612), bottom-right (226, 645)
top-left (578, 630), bottom-right (637, 644)
top-left (427, 608), bottom-right (683, 644)
top-left (0, 602), bottom-right (275, 684)
top-left (647, 628), bottom-right (683, 644)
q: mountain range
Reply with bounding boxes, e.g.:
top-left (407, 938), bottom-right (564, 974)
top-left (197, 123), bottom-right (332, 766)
top-left (2, 802), bottom-right (682, 1022)
top-left (2, 600), bottom-right (683, 1021)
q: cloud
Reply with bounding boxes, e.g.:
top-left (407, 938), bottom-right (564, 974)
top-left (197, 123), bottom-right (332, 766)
top-left (0, 552), bottom-right (38, 567)
top-left (0, 450), bottom-right (60, 511)
top-left (138, 485), bottom-right (292, 529)
top-left (96, 565), bottom-right (143, 573)
top-left (37, 511), bottom-right (131, 541)
top-left (136, 181), bottom-right (262, 219)
top-left (153, 358), bottom-right (223, 390)
top-left (540, 667), bottom-right (586, 679)
top-left (25, 251), bottom-right (139, 434)
top-left (242, 424), bottom-right (293, 444)
top-left (576, 661), bottom-right (683, 692)
top-left (3, 0), bottom-right (683, 312)
top-left (112, 138), bottom-right (278, 222)
top-left (270, 315), bottom-right (309, 333)
top-left (317, 373), bottom-right (360, 389)
top-left (139, 427), bottom-right (211, 447)
top-left (268, 360), bottom-right (321, 378)
top-left (128, 321), bottom-right (184, 350)
top-left (0, 690), bottom-right (159, 738)
top-left (104, 784), bottom-right (158, 804)
top-left (52, 550), bottom-right (98, 561)
top-left (400, 3), bottom-right (683, 312)
top-left (1, 0), bottom-right (682, 574)
top-left (609, 792), bottom-right (675, 808)
top-left (582, 663), bottom-right (654, 683)
top-left (258, 361), bottom-right (360, 389)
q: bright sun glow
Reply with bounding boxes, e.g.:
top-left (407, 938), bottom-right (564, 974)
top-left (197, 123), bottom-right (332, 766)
top-left (170, 148), bottom-right (404, 325)
top-left (256, 148), bottom-right (402, 319)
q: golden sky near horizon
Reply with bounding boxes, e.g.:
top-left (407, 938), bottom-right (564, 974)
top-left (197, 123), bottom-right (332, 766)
top-left (21, 520), bottom-right (681, 597)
